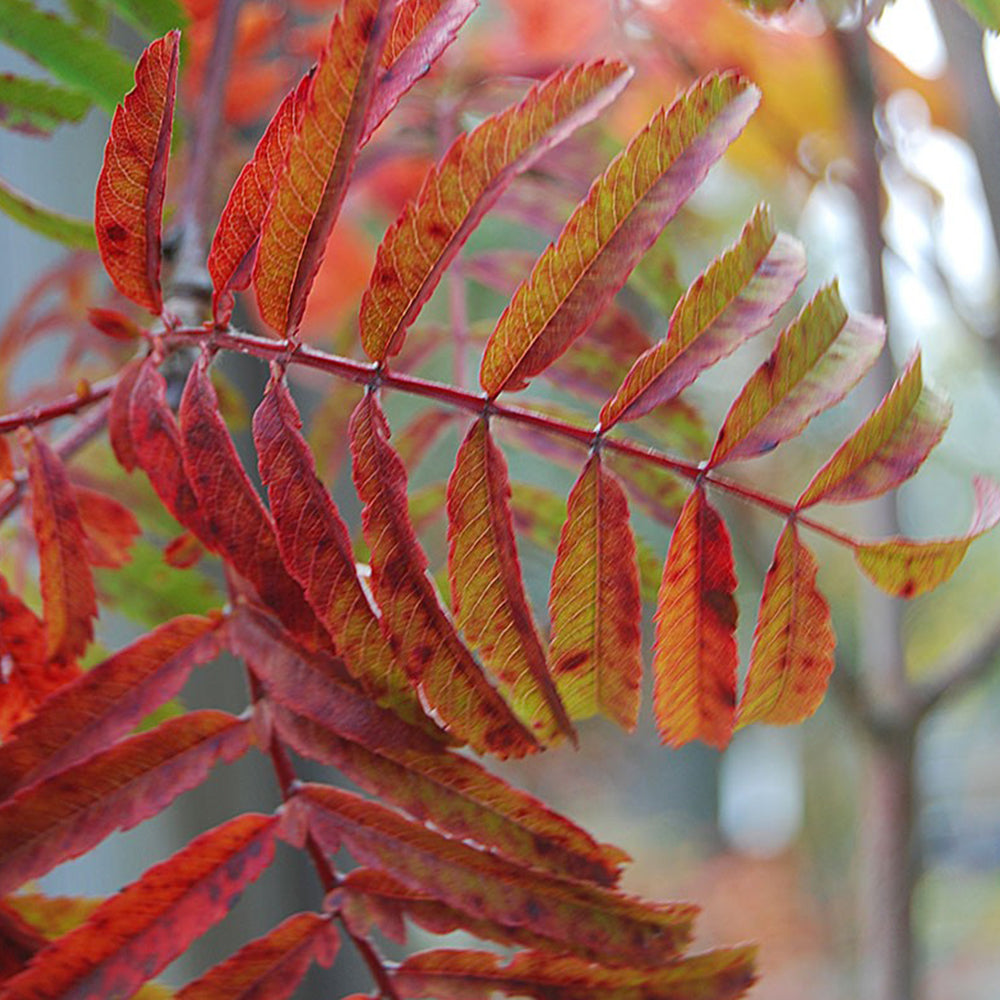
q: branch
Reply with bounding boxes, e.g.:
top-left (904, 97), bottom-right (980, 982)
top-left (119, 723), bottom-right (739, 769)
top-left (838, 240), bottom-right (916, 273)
top-left (167, 324), bottom-right (862, 547)
top-left (0, 376), bottom-right (116, 434)
top-left (914, 613), bottom-right (1000, 719)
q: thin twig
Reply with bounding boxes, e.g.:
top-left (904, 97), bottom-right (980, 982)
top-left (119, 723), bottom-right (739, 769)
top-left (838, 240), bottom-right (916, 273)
top-left (914, 614), bottom-right (1000, 720)
top-left (0, 377), bottom-right (116, 434)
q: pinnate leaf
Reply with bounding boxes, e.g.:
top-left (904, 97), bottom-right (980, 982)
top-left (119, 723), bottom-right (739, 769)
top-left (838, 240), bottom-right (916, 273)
top-left (362, 0), bottom-right (479, 144)
top-left (349, 393), bottom-right (537, 757)
top-left (797, 350), bottom-right (951, 507)
top-left (0, 176), bottom-right (97, 248)
top-left (360, 59), bottom-right (631, 361)
top-left (853, 476), bottom-right (1000, 598)
top-left (0, 711), bottom-right (253, 895)
top-left (480, 72), bottom-right (760, 397)
top-left (270, 702), bottom-right (625, 885)
top-left (0, 813), bottom-right (279, 1000)
top-left (653, 487), bottom-right (738, 749)
top-left (0, 74), bottom-right (89, 135)
top-left (253, 0), bottom-right (393, 338)
top-left (448, 418), bottom-right (573, 744)
top-left (0, 0), bottom-right (133, 113)
top-left (175, 911), bottom-right (338, 1000)
top-left (549, 454), bottom-right (642, 730)
top-left (393, 946), bottom-right (758, 1000)
top-left (94, 30), bottom-right (179, 315)
top-left (292, 783), bottom-right (697, 966)
top-left (178, 355), bottom-right (331, 651)
top-left (738, 522), bottom-right (834, 727)
top-left (23, 430), bottom-right (97, 662)
top-left (208, 71), bottom-right (312, 326)
top-left (253, 377), bottom-right (427, 723)
top-left (0, 615), bottom-right (220, 798)
top-left (709, 284), bottom-right (885, 466)
top-left (0, 576), bottom-right (80, 741)
top-left (600, 206), bottom-right (806, 430)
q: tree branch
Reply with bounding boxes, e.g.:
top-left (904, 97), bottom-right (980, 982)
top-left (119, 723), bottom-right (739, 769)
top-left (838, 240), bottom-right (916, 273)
top-left (914, 614), bottom-right (1000, 719)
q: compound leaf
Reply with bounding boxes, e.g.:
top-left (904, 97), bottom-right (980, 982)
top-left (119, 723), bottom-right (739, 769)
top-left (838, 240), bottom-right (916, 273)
top-left (480, 72), bottom-right (760, 397)
top-left (361, 59), bottom-right (631, 361)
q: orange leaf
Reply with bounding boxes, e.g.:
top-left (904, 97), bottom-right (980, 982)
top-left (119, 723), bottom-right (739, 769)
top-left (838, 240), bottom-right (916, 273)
top-left (797, 350), bottom-right (951, 508)
top-left (599, 205), bottom-right (806, 430)
top-left (853, 476), bottom-right (1000, 598)
top-left (86, 307), bottom-right (142, 342)
top-left (549, 454), bottom-right (642, 731)
top-left (393, 946), bottom-right (758, 1000)
top-left (0, 813), bottom-right (279, 1000)
top-left (480, 73), bottom-right (759, 397)
top-left (349, 393), bottom-right (537, 758)
top-left (709, 284), bottom-right (885, 467)
top-left (23, 431), bottom-right (97, 662)
top-left (738, 522), bottom-right (834, 727)
top-left (271, 702), bottom-right (626, 885)
top-left (175, 912), bottom-right (338, 1000)
top-left (0, 436), bottom-right (12, 482)
top-left (208, 71), bottom-right (312, 325)
top-left (448, 418), bottom-right (573, 744)
top-left (0, 576), bottom-right (80, 742)
top-left (653, 487), bottom-right (737, 749)
top-left (94, 31), bottom-right (179, 315)
top-left (0, 615), bottom-right (220, 798)
top-left (360, 59), bottom-right (631, 361)
top-left (0, 711), bottom-right (253, 895)
top-left (293, 783), bottom-right (697, 966)
top-left (253, 376), bottom-right (430, 724)
top-left (252, 0), bottom-right (394, 338)
top-left (73, 485), bottom-right (140, 568)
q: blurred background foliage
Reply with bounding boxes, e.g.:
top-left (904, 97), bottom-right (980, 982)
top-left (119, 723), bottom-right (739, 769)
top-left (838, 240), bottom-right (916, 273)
top-left (2, 1), bottom-right (1000, 998)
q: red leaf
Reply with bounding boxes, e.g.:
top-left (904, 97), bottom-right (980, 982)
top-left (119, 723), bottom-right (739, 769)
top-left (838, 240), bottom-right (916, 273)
top-left (393, 946), bottom-right (758, 1000)
top-left (738, 522), bottom-right (835, 726)
top-left (86, 307), bottom-right (142, 342)
top-left (207, 71), bottom-right (312, 326)
top-left (349, 393), bottom-right (537, 758)
top-left (360, 59), bottom-right (631, 361)
top-left (362, 0), bottom-right (479, 145)
top-left (797, 350), bottom-right (951, 507)
top-left (853, 476), bottom-right (1000, 598)
top-left (163, 531), bottom-right (205, 569)
top-left (175, 911), bottom-right (338, 1000)
top-left (448, 418), bottom-right (573, 744)
top-left (253, 377), bottom-right (427, 723)
top-left (293, 784), bottom-right (697, 966)
top-left (480, 73), bottom-right (760, 397)
top-left (129, 358), bottom-right (210, 537)
top-left (108, 357), bottom-right (145, 472)
top-left (653, 487), bottom-right (738, 750)
top-left (1, 813), bottom-right (279, 1000)
top-left (709, 284), bottom-right (885, 467)
top-left (0, 711), bottom-right (253, 895)
top-left (94, 31), bottom-right (179, 315)
top-left (23, 430), bottom-right (97, 662)
top-left (599, 206), bottom-right (806, 430)
top-left (0, 437), bottom-right (12, 483)
top-left (0, 577), bottom-right (80, 742)
top-left (178, 354), bottom-right (331, 651)
top-left (270, 702), bottom-right (626, 885)
top-left (549, 455), bottom-right (642, 731)
top-left (73, 485), bottom-right (140, 568)
top-left (253, 0), bottom-right (394, 338)
top-left (0, 615), bottom-right (220, 799)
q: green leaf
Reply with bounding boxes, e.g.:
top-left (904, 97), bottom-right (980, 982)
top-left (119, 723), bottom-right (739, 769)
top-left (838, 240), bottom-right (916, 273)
top-left (954, 0), bottom-right (1000, 31)
top-left (0, 74), bottom-right (90, 135)
top-left (0, 0), bottom-right (134, 114)
top-left (0, 176), bottom-right (96, 249)
top-left (96, 0), bottom-right (188, 38)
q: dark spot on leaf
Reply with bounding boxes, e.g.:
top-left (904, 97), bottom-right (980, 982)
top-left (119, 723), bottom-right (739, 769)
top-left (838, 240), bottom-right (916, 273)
top-left (901, 580), bottom-right (915, 598)
top-left (359, 11), bottom-right (375, 40)
top-left (703, 588), bottom-right (737, 630)
top-left (105, 223), bottom-right (128, 243)
top-left (555, 651), bottom-right (588, 674)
